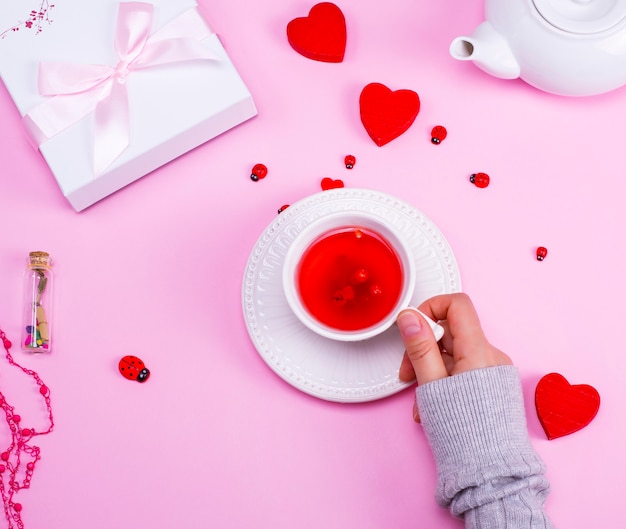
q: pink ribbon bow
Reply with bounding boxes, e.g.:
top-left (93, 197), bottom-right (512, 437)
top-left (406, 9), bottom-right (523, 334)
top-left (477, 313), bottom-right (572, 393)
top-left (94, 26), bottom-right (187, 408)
top-left (24, 2), bottom-right (219, 175)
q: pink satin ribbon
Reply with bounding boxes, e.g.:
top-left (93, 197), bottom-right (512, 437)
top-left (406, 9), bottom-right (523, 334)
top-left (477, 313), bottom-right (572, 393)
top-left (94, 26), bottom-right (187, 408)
top-left (24, 2), bottom-right (219, 175)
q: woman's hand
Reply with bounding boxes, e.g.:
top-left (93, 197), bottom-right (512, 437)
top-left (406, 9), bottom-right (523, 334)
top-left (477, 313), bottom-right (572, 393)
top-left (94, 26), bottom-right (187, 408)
top-left (396, 293), bottom-right (512, 421)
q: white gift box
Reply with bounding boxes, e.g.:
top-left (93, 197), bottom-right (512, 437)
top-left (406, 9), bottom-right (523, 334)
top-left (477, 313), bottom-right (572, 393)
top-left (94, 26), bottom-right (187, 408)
top-left (0, 0), bottom-right (257, 211)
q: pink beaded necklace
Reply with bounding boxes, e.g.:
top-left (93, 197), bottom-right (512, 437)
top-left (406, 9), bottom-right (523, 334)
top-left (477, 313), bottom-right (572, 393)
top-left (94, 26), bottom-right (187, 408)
top-left (0, 329), bottom-right (53, 529)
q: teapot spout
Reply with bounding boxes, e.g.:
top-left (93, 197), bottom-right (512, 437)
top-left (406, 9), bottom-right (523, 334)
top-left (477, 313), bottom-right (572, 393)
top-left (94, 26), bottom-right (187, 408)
top-left (450, 21), bottom-right (520, 80)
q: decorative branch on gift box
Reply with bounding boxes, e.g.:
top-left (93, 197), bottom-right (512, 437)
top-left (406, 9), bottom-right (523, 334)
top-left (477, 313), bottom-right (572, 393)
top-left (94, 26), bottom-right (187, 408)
top-left (0, 1), bottom-right (55, 39)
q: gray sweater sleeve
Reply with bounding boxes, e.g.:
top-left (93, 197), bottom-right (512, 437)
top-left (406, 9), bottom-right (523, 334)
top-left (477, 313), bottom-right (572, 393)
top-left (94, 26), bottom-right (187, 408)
top-left (416, 365), bottom-right (554, 528)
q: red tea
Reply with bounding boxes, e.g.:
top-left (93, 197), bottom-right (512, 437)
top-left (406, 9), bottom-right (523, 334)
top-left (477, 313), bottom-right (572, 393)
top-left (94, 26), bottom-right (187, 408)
top-left (297, 227), bottom-right (404, 331)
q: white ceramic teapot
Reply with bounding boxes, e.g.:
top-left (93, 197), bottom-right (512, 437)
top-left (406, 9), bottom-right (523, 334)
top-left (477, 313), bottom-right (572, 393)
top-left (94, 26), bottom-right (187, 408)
top-left (450, 0), bottom-right (626, 96)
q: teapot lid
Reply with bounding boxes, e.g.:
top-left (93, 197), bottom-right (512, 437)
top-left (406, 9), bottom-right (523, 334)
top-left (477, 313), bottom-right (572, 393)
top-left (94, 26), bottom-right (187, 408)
top-left (533, 0), bottom-right (626, 33)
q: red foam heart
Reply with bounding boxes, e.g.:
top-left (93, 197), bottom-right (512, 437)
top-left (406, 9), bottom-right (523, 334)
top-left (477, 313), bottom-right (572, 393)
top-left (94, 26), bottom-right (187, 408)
top-left (535, 373), bottom-right (600, 440)
top-left (321, 177), bottom-right (344, 190)
top-left (286, 3), bottom-right (346, 63)
top-left (359, 83), bottom-right (420, 146)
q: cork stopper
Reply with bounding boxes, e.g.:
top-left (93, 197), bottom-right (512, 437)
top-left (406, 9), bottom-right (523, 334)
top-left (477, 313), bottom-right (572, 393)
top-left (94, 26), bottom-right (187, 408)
top-left (28, 251), bottom-right (52, 269)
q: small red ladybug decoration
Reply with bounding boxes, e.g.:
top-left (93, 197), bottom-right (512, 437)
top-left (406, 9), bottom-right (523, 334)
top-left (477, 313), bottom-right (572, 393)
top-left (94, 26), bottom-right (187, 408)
top-left (250, 163), bottom-right (268, 181)
top-left (470, 172), bottom-right (490, 188)
top-left (344, 155), bottom-right (356, 169)
top-left (536, 246), bottom-right (548, 261)
top-left (277, 204), bottom-right (289, 214)
top-left (119, 355), bottom-right (150, 383)
top-left (431, 125), bottom-right (447, 144)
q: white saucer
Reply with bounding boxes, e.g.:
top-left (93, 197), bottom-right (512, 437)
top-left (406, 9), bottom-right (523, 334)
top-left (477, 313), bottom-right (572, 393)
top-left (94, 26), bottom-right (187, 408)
top-left (241, 188), bottom-right (462, 403)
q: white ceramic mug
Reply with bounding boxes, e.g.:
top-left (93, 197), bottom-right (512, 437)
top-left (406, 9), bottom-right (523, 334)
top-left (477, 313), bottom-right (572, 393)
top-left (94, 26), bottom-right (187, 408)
top-left (283, 211), bottom-right (444, 342)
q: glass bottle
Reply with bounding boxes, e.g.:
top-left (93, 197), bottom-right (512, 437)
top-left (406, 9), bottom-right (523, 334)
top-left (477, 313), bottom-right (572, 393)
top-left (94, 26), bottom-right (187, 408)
top-left (21, 251), bottom-right (53, 353)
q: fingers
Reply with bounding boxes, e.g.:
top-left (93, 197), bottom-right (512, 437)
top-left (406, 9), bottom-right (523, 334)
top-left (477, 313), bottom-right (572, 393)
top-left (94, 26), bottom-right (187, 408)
top-left (397, 309), bottom-right (447, 385)
top-left (418, 293), bottom-right (492, 358)
top-left (418, 293), bottom-right (513, 373)
top-left (412, 399), bottom-right (421, 423)
top-left (398, 351), bottom-right (416, 382)
top-left (418, 293), bottom-right (485, 344)
top-left (399, 354), bottom-right (423, 422)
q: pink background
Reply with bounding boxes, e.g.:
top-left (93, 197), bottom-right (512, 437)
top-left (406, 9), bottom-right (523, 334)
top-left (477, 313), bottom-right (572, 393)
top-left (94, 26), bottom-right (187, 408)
top-left (0, 0), bottom-right (624, 527)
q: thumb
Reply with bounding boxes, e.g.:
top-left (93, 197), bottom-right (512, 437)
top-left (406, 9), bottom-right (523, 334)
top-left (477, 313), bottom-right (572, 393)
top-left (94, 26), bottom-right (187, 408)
top-left (397, 309), bottom-right (447, 385)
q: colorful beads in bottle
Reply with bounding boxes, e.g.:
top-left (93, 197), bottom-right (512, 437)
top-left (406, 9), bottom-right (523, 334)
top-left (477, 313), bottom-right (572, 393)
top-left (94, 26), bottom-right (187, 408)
top-left (21, 251), bottom-right (53, 353)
